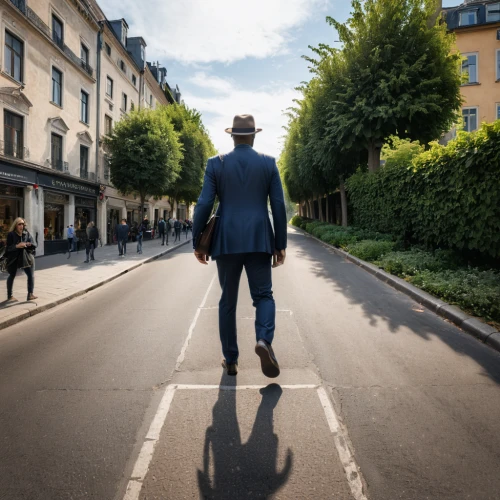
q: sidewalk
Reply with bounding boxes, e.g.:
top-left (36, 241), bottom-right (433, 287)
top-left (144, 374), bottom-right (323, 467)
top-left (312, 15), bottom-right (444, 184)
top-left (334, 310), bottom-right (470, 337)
top-left (0, 233), bottom-right (192, 330)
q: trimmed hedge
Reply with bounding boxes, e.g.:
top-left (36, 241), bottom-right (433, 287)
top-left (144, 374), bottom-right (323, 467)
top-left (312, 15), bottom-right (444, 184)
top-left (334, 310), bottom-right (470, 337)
top-left (346, 122), bottom-right (500, 258)
top-left (347, 240), bottom-right (395, 261)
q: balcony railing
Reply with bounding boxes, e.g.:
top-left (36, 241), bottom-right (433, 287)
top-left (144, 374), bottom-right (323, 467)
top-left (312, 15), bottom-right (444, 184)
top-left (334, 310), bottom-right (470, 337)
top-left (0, 140), bottom-right (29, 160)
top-left (9, 1), bottom-right (94, 78)
top-left (80, 170), bottom-right (96, 182)
top-left (52, 159), bottom-right (69, 172)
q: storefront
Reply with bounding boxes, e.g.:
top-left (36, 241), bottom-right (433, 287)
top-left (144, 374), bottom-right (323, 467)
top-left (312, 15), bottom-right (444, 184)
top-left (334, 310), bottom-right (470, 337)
top-left (38, 172), bottom-right (99, 255)
top-left (0, 161), bottom-right (37, 250)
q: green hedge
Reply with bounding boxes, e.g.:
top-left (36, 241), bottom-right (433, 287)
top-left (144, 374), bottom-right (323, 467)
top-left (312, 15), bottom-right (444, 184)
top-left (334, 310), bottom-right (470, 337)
top-left (409, 269), bottom-right (500, 322)
top-left (346, 122), bottom-right (500, 258)
top-left (347, 240), bottom-right (395, 261)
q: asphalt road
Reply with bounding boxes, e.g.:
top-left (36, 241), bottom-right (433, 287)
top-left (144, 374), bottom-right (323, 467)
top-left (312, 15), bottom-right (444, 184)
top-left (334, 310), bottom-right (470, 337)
top-left (1, 226), bottom-right (500, 500)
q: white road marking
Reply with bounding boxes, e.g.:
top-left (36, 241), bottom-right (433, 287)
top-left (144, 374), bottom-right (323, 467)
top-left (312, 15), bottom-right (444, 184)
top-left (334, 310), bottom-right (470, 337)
top-left (317, 387), bottom-right (368, 500)
top-left (174, 274), bottom-right (217, 372)
top-left (174, 384), bottom-right (318, 390)
top-left (123, 275), bottom-right (216, 500)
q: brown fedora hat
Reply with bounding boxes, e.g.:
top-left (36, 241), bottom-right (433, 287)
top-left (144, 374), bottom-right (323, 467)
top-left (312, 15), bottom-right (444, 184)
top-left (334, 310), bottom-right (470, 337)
top-left (225, 114), bottom-right (262, 135)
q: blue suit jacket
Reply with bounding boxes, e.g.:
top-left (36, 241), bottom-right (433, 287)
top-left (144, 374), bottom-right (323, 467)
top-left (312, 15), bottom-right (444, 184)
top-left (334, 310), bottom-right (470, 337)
top-left (193, 144), bottom-right (287, 259)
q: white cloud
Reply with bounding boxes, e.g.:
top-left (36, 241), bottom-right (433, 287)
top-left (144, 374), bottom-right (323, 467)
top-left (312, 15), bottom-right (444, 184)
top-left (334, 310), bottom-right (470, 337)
top-left (183, 80), bottom-right (299, 158)
top-left (188, 72), bottom-right (234, 94)
top-left (99, 0), bottom-right (326, 64)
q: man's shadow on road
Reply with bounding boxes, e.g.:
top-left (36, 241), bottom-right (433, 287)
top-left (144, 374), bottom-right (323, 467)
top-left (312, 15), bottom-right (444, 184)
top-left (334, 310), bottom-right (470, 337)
top-left (197, 374), bottom-right (293, 499)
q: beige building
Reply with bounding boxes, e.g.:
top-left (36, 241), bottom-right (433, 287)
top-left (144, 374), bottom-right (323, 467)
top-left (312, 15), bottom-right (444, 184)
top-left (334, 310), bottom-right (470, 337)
top-left (0, 0), bottom-right (101, 255)
top-left (445, 0), bottom-right (500, 131)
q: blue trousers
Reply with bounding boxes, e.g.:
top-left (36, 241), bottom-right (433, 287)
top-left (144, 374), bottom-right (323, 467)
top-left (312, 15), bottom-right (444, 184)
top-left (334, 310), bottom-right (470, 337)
top-left (216, 253), bottom-right (275, 364)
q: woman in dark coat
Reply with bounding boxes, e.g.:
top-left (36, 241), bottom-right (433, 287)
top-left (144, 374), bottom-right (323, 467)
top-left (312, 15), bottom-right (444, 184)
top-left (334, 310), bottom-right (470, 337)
top-left (5, 217), bottom-right (37, 302)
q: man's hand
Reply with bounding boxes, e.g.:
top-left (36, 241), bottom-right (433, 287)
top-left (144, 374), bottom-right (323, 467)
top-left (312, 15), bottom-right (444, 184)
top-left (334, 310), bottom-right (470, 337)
top-left (194, 251), bottom-right (209, 265)
top-left (272, 249), bottom-right (286, 268)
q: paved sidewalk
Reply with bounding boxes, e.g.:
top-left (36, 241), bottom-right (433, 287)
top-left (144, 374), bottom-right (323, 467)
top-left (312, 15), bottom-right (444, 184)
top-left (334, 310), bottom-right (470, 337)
top-left (0, 232), bottom-right (192, 329)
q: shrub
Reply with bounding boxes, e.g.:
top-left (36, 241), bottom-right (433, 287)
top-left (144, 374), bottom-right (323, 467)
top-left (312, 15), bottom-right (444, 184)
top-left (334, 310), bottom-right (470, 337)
top-left (305, 221), bottom-right (327, 233)
top-left (347, 240), bottom-right (395, 261)
top-left (376, 248), bottom-right (463, 277)
top-left (289, 215), bottom-right (303, 227)
top-left (409, 269), bottom-right (500, 322)
top-left (346, 121), bottom-right (500, 259)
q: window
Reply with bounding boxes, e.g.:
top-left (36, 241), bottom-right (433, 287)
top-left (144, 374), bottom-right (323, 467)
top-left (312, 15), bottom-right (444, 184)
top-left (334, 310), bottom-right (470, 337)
top-left (462, 108), bottom-right (478, 132)
top-left (459, 10), bottom-right (477, 26)
top-left (141, 45), bottom-right (145, 61)
top-left (497, 104), bottom-right (500, 120)
top-left (81, 43), bottom-right (89, 67)
top-left (487, 3), bottom-right (500, 22)
top-left (122, 92), bottom-right (127, 111)
top-left (132, 74), bottom-right (136, 86)
top-left (130, 101), bottom-right (135, 111)
top-left (105, 42), bottom-right (111, 56)
top-left (104, 115), bottom-right (113, 135)
top-left (52, 67), bottom-right (62, 106)
top-left (4, 110), bottom-right (24, 159)
top-left (120, 60), bottom-right (126, 73)
top-left (52, 14), bottom-right (64, 47)
top-left (80, 90), bottom-right (89, 123)
top-left (122, 26), bottom-right (127, 46)
top-left (150, 94), bottom-right (153, 107)
top-left (106, 76), bottom-right (113, 98)
top-left (51, 133), bottom-right (63, 170)
top-left (461, 53), bottom-right (478, 84)
top-left (497, 50), bottom-right (500, 81)
top-left (80, 145), bottom-right (89, 178)
top-left (4, 31), bottom-right (23, 82)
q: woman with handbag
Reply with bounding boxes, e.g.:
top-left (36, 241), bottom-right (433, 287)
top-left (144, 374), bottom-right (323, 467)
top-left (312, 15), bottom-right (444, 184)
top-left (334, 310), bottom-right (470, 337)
top-left (5, 217), bottom-right (37, 302)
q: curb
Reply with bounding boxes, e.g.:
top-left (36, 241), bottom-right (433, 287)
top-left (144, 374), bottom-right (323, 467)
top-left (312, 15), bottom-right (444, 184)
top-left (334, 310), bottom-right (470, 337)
top-left (291, 225), bottom-right (500, 354)
top-left (0, 238), bottom-right (192, 331)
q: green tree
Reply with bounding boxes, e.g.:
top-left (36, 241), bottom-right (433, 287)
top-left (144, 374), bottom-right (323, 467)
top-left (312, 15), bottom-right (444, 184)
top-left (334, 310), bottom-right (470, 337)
top-left (327, 0), bottom-right (462, 172)
top-left (160, 105), bottom-right (216, 218)
top-left (105, 108), bottom-right (183, 219)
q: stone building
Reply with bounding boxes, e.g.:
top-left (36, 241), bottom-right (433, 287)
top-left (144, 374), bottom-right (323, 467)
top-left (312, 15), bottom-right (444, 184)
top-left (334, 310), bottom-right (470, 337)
top-left (0, 0), bottom-right (101, 255)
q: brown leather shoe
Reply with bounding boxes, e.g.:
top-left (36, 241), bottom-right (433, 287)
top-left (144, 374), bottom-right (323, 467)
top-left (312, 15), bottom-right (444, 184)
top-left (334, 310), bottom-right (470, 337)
top-left (221, 360), bottom-right (238, 376)
top-left (27, 294), bottom-right (38, 301)
top-left (6, 297), bottom-right (18, 303)
top-left (255, 340), bottom-right (280, 378)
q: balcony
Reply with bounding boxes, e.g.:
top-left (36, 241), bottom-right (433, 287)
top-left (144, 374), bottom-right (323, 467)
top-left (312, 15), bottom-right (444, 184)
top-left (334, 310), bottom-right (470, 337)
top-left (52, 159), bottom-right (69, 173)
top-left (9, 0), bottom-right (94, 78)
top-left (0, 140), bottom-right (29, 160)
top-left (79, 170), bottom-right (96, 182)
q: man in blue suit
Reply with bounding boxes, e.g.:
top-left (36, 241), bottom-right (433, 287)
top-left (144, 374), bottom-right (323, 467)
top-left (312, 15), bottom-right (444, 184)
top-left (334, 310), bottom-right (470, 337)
top-left (193, 114), bottom-right (287, 378)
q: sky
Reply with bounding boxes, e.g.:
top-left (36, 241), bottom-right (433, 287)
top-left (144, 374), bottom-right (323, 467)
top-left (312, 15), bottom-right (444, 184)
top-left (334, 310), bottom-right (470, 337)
top-left (98, 0), bottom-right (461, 158)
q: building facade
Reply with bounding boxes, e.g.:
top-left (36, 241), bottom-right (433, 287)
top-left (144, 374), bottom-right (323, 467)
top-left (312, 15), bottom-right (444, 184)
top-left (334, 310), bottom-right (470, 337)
top-left (0, 0), bottom-right (101, 255)
top-left (444, 0), bottom-right (500, 132)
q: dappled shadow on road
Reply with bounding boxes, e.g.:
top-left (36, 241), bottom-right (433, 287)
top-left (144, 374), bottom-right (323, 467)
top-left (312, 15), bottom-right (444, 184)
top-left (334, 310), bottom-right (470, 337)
top-left (290, 229), bottom-right (500, 385)
top-left (197, 374), bottom-right (293, 499)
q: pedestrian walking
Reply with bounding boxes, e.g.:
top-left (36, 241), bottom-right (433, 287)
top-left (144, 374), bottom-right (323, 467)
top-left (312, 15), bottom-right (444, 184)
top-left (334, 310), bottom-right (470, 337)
top-left (174, 219), bottom-right (182, 242)
top-left (158, 217), bottom-right (167, 245)
top-left (66, 224), bottom-right (75, 258)
top-left (137, 216), bottom-right (148, 254)
top-left (115, 219), bottom-right (129, 257)
top-left (4, 217), bottom-right (37, 302)
top-left (84, 222), bottom-right (99, 263)
top-left (193, 114), bottom-right (287, 378)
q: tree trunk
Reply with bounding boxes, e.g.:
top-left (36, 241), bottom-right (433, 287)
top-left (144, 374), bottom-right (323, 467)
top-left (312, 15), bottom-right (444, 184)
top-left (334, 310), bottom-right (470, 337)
top-left (339, 178), bottom-right (348, 227)
top-left (368, 140), bottom-right (382, 173)
top-left (140, 193), bottom-right (145, 223)
top-left (325, 194), bottom-right (330, 224)
top-left (309, 199), bottom-right (315, 219)
top-left (317, 194), bottom-right (324, 222)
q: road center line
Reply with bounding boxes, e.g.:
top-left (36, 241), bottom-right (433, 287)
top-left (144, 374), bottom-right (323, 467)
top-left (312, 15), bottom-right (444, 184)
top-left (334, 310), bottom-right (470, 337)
top-left (123, 274), bottom-right (216, 500)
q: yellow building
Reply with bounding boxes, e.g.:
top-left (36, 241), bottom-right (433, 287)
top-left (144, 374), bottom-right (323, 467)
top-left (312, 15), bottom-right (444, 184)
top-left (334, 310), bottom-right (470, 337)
top-left (444, 0), bottom-right (500, 131)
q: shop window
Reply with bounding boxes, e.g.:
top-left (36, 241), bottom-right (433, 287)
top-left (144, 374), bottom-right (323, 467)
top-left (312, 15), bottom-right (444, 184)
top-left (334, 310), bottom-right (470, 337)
top-left (3, 110), bottom-right (24, 159)
top-left (0, 184), bottom-right (23, 250)
top-left (44, 192), bottom-right (66, 241)
top-left (5, 31), bottom-right (23, 82)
